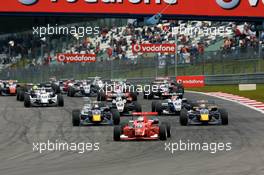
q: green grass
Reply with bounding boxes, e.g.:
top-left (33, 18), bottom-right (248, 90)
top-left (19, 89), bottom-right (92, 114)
top-left (188, 84), bottom-right (264, 102)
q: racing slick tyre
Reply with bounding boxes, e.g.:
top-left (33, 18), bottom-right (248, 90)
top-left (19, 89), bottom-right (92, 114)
top-left (57, 94), bottom-right (64, 107)
top-left (219, 109), bottom-right (228, 125)
top-left (97, 92), bottom-right (106, 101)
top-left (111, 109), bottom-right (120, 125)
top-left (52, 84), bottom-right (61, 94)
top-left (19, 91), bottom-right (25, 101)
top-left (24, 95), bottom-right (31, 108)
top-left (180, 108), bottom-right (188, 126)
top-left (16, 90), bottom-right (21, 101)
top-left (155, 103), bottom-right (163, 115)
top-left (113, 126), bottom-right (121, 141)
top-left (72, 109), bottom-right (80, 126)
top-left (130, 92), bottom-right (137, 101)
top-left (133, 101), bottom-right (142, 112)
top-left (151, 101), bottom-right (157, 112)
top-left (68, 87), bottom-right (75, 97)
top-left (162, 122), bottom-right (171, 138)
top-left (159, 124), bottom-right (167, 141)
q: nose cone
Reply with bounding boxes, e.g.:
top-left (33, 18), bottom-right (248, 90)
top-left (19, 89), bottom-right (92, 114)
top-left (19, 0), bottom-right (37, 5)
top-left (135, 129), bottom-right (145, 136)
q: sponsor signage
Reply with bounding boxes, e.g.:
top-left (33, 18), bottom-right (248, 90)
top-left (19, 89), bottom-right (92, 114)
top-left (176, 75), bottom-right (205, 88)
top-left (57, 53), bottom-right (96, 63)
top-left (0, 0), bottom-right (263, 18)
top-left (132, 44), bottom-right (176, 53)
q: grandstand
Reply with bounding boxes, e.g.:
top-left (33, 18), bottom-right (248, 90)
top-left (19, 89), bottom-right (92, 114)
top-left (0, 18), bottom-right (263, 81)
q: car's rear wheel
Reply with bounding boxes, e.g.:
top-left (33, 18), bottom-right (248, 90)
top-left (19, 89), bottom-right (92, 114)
top-left (130, 92), bottom-right (137, 101)
top-left (57, 94), bottom-right (64, 107)
top-left (219, 109), bottom-right (228, 125)
top-left (111, 109), bottom-right (120, 125)
top-left (151, 101), bottom-right (157, 112)
top-left (180, 108), bottom-right (188, 126)
top-left (24, 95), bottom-right (31, 108)
top-left (113, 126), bottom-right (121, 141)
top-left (72, 109), bottom-right (80, 126)
top-left (159, 124), bottom-right (167, 141)
top-left (19, 91), bottom-right (25, 101)
top-left (68, 87), bottom-right (75, 97)
top-left (97, 92), bottom-right (106, 101)
top-left (162, 122), bottom-right (171, 138)
top-left (52, 84), bottom-right (61, 94)
top-left (16, 90), bottom-right (21, 101)
top-left (155, 102), bottom-right (163, 115)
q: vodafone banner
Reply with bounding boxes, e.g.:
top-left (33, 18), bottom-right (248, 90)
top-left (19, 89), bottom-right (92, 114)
top-left (57, 53), bottom-right (96, 63)
top-left (2, 0), bottom-right (264, 18)
top-left (176, 76), bottom-right (205, 88)
top-left (132, 44), bottom-right (176, 53)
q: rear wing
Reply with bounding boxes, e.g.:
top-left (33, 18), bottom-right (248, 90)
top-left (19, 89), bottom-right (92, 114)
top-left (132, 112), bottom-right (158, 116)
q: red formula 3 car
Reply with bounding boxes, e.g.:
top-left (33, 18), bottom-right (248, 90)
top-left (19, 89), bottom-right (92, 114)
top-left (113, 112), bottom-right (171, 141)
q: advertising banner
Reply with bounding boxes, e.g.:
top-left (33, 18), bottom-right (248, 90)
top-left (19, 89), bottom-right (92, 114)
top-left (1, 0), bottom-right (263, 18)
top-left (176, 75), bottom-right (205, 88)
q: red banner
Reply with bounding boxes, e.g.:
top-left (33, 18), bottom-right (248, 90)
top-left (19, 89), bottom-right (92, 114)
top-left (1, 0), bottom-right (264, 18)
top-left (176, 76), bottom-right (205, 88)
top-left (132, 44), bottom-right (176, 53)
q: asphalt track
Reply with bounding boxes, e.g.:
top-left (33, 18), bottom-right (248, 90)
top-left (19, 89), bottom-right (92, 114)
top-left (0, 92), bottom-right (264, 175)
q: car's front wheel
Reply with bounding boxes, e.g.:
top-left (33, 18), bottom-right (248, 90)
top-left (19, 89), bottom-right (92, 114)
top-left (219, 109), bottom-right (228, 125)
top-left (72, 109), bottom-right (80, 126)
top-left (180, 108), bottom-right (188, 126)
top-left (113, 126), bottom-right (121, 141)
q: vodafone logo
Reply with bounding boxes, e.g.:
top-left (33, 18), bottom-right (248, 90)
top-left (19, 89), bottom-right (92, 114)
top-left (19, 0), bottom-right (38, 5)
top-left (132, 44), bottom-right (176, 54)
top-left (176, 76), bottom-right (205, 88)
top-left (216, 0), bottom-right (240, 9)
top-left (57, 54), bottom-right (96, 63)
top-left (133, 44), bottom-right (141, 53)
top-left (216, 0), bottom-right (264, 9)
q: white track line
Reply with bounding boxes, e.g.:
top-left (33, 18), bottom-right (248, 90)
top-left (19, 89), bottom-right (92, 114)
top-left (187, 91), bottom-right (264, 114)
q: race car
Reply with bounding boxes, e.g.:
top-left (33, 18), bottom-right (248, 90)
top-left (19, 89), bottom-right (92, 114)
top-left (24, 87), bottom-right (64, 107)
top-left (17, 83), bottom-right (60, 101)
top-left (97, 79), bottom-right (138, 101)
top-left (97, 91), bottom-right (137, 102)
top-left (67, 80), bottom-right (98, 97)
top-left (72, 99), bottom-right (120, 126)
top-left (109, 94), bottom-right (142, 116)
top-left (152, 95), bottom-right (187, 115)
top-left (143, 77), bottom-right (183, 100)
top-left (113, 112), bottom-right (171, 141)
top-left (180, 100), bottom-right (228, 125)
top-left (88, 76), bottom-right (105, 92)
top-left (16, 83), bottom-right (34, 101)
top-left (0, 80), bottom-right (19, 96)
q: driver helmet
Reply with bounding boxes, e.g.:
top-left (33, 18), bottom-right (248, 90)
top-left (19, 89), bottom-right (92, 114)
top-left (94, 104), bottom-right (99, 109)
top-left (200, 104), bottom-right (206, 109)
top-left (40, 87), bottom-right (46, 93)
top-left (32, 85), bottom-right (38, 90)
top-left (137, 117), bottom-right (144, 122)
